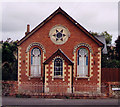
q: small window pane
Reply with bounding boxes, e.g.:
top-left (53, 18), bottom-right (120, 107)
top-left (56, 72), bottom-right (61, 75)
top-left (77, 50), bottom-right (79, 65)
top-left (86, 56), bottom-right (88, 65)
top-left (54, 58), bottom-right (63, 76)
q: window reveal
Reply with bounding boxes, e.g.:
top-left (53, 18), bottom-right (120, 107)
top-left (31, 48), bottom-right (41, 77)
top-left (77, 48), bottom-right (88, 77)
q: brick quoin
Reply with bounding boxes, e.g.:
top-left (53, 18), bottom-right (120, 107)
top-left (17, 7), bottom-right (103, 94)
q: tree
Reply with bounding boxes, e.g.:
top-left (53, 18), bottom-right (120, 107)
top-left (90, 31), bottom-right (112, 45)
top-left (101, 31), bottom-right (112, 45)
top-left (101, 56), bottom-right (120, 68)
top-left (90, 31), bottom-right (120, 68)
top-left (115, 36), bottom-right (120, 60)
top-left (2, 38), bottom-right (18, 80)
top-left (0, 42), bottom-right (2, 80)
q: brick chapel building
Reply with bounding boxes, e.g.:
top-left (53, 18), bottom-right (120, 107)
top-left (17, 7), bottom-right (105, 94)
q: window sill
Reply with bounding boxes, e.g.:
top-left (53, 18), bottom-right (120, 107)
top-left (53, 76), bottom-right (63, 79)
top-left (28, 76), bottom-right (42, 80)
top-left (76, 76), bottom-right (89, 79)
top-left (30, 76), bottom-right (41, 78)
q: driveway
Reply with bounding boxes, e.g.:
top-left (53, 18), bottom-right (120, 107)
top-left (2, 97), bottom-right (119, 106)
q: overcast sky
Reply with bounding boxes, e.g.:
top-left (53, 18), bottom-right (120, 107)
top-left (1, 1), bottom-right (118, 45)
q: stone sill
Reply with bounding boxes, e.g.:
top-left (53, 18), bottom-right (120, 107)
top-left (53, 76), bottom-right (63, 79)
top-left (76, 76), bottom-right (90, 80)
top-left (28, 76), bottom-right (42, 80)
top-left (76, 76), bottom-right (89, 79)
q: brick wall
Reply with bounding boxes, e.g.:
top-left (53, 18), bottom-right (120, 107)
top-left (2, 81), bottom-right (18, 96)
top-left (18, 12), bottom-right (101, 93)
top-left (44, 58), bottom-right (71, 93)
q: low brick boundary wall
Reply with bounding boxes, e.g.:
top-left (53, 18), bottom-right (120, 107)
top-left (2, 81), bottom-right (119, 99)
top-left (2, 81), bottom-right (18, 96)
top-left (2, 81), bottom-right (109, 99)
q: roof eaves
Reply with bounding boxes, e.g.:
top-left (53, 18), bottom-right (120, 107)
top-left (58, 49), bottom-right (73, 64)
top-left (58, 9), bottom-right (104, 47)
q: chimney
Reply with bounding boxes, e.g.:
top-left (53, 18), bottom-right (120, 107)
top-left (25, 24), bottom-right (30, 35)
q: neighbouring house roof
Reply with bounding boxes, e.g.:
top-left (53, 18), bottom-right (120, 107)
top-left (17, 7), bottom-right (104, 47)
top-left (44, 49), bottom-right (73, 65)
top-left (94, 35), bottom-right (107, 54)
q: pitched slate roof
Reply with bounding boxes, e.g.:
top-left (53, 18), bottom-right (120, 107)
top-left (94, 35), bottom-right (107, 54)
top-left (17, 7), bottom-right (104, 47)
top-left (44, 49), bottom-right (73, 65)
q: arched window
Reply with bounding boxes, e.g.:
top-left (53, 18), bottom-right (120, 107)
top-left (31, 47), bottom-right (41, 77)
top-left (77, 48), bottom-right (88, 77)
top-left (54, 58), bottom-right (63, 77)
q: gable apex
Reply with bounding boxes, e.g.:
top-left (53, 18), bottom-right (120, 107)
top-left (44, 49), bottom-right (73, 65)
top-left (17, 7), bottom-right (104, 47)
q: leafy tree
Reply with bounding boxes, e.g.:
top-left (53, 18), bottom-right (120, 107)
top-left (2, 38), bottom-right (18, 80)
top-left (115, 36), bottom-right (120, 60)
top-left (0, 42), bottom-right (2, 80)
top-left (101, 31), bottom-right (112, 45)
top-left (101, 54), bottom-right (120, 68)
top-left (90, 31), bottom-right (98, 36)
top-left (90, 31), bottom-right (112, 45)
top-left (90, 31), bottom-right (120, 68)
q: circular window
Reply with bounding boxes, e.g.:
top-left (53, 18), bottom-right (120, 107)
top-left (49, 25), bottom-right (70, 45)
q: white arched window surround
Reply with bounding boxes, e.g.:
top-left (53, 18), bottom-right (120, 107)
top-left (77, 47), bottom-right (90, 77)
top-left (31, 47), bottom-right (41, 77)
top-left (54, 58), bottom-right (63, 77)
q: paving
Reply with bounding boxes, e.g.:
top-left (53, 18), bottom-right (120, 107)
top-left (2, 97), bottom-right (120, 106)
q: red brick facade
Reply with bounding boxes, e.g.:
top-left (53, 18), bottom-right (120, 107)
top-left (17, 7), bottom-right (103, 94)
